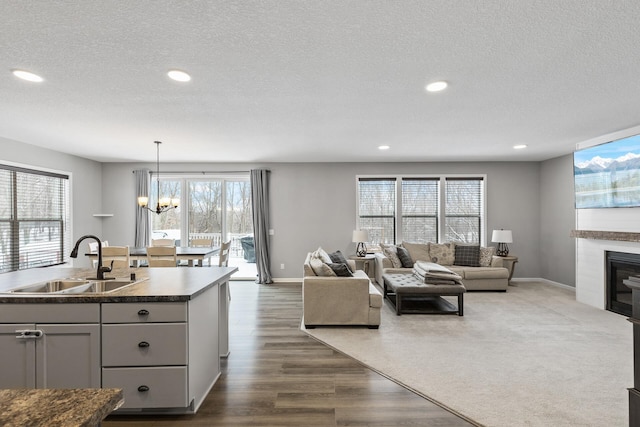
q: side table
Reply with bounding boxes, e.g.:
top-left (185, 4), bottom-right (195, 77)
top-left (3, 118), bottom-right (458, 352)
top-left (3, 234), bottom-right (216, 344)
top-left (350, 254), bottom-right (376, 276)
top-left (499, 255), bottom-right (519, 284)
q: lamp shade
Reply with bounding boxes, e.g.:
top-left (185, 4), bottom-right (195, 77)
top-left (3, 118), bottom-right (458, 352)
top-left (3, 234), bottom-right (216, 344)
top-left (352, 230), bottom-right (369, 243)
top-left (491, 229), bottom-right (513, 243)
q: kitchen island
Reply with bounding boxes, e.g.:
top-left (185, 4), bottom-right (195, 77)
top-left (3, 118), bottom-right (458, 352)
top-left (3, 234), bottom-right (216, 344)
top-left (0, 266), bottom-right (236, 415)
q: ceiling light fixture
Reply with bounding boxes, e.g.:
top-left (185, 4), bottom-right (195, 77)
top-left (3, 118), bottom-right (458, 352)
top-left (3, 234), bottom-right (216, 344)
top-left (167, 69), bottom-right (191, 82)
top-left (513, 144), bottom-right (528, 149)
top-left (12, 69), bottom-right (44, 83)
top-left (378, 145), bottom-right (390, 150)
top-left (425, 81), bottom-right (448, 92)
top-left (137, 141), bottom-right (180, 214)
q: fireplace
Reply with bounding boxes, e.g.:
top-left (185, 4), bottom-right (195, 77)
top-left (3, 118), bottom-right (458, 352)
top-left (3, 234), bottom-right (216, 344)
top-left (606, 251), bottom-right (640, 316)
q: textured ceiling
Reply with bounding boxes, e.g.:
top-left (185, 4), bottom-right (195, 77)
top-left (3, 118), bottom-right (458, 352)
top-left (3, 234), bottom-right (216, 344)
top-left (1, 1), bottom-right (640, 163)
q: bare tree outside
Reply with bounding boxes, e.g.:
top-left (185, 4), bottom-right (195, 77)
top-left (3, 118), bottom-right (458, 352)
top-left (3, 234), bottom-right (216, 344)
top-left (189, 181), bottom-right (222, 235)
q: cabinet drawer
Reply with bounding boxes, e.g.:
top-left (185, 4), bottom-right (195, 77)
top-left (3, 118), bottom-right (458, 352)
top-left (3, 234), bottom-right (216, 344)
top-left (102, 366), bottom-right (188, 409)
top-left (0, 304), bottom-right (100, 323)
top-left (102, 323), bottom-right (187, 366)
top-left (102, 302), bottom-right (187, 323)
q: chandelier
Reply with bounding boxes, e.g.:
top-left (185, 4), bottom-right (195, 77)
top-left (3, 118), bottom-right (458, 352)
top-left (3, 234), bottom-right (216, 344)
top-left (137, 141), bottom-right (179, 214)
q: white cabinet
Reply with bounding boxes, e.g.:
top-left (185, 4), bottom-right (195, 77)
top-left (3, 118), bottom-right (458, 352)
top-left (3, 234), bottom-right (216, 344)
top-left (0, 304), bottom-right (101, 389)
top-left (101, 301), bottom-right (192, 411)
top-left (0, 324), bottom-right (35, 388)
top-left (102, 284), bottom-right (219, 414)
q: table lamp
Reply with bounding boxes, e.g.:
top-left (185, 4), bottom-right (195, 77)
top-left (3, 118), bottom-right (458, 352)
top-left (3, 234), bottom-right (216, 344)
top-left (352, 230), bottom-right (369, 257)
top-left (491, 229), bottom-right (513, 257)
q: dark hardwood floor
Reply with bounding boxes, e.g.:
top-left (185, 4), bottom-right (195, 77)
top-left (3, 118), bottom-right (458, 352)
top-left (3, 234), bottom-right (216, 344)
top-left (103, 282), bottom-right (474, 426)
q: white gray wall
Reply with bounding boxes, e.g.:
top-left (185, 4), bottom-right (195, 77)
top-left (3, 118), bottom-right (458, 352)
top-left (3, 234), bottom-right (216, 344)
top-left (101, 160), bottom-right (543, 279)
top-left (0, 137), bottom-right (103, 268)
top-left (539, 154), bottom-right (576, 286)
top-left (2, 137), bottom-right (579, 283)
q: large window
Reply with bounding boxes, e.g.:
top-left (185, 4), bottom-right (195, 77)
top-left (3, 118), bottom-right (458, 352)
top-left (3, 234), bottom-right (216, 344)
top-left (152, 174), bottom-right (253, 259)
top-left (0, 164), bottom-right (70, 272)
top-left (357, 175), bottom-right (485, 245)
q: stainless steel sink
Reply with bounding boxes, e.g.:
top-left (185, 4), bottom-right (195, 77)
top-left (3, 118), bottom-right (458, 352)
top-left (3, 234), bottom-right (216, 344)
top-left (9, 278), bottom-right (146, 294)
top-left (10, 279), bottom-right (90, 293)
top-left (64, 279), bottom-right (141, 294)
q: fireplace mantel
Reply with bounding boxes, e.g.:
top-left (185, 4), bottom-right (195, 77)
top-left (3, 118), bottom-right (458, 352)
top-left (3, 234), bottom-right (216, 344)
top-left (571, 230), bottom-right (640, 243)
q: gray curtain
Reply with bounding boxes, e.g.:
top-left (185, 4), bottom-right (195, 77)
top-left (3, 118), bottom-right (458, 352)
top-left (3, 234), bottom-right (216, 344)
top-left (134, 169), bottom-right (150, 248)
top-left (250, 169), bottom-right (273, 284)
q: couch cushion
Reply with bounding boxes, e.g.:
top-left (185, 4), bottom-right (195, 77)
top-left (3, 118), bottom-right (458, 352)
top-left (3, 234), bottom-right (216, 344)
top-left (328, 263), bottom-right (353, 277)
top-left (303, 262), bottom-right (316, 277)
top-left (462, 267), bottom-right (509, 280)
top-left (428, 242), bottom-right (455, 265)
top-left (381, 244), bottom-right (402, 268)
top-left (311, 246), bottom-right (333, 264)
top-left (310, 258), bottom-right (337, 276)
top-left (401, 241), bottom-right (431, 262)
top-left (479, 246), bottom-right (496, 267)
top-left (396, 246), bottom-right (414, 268)
top-left (329, 250), bottom-right (353, 272)
top-left (454, 244), bottom-right (480, 267)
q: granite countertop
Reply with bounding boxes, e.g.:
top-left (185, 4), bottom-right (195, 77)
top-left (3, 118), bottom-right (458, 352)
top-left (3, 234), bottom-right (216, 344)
top-left (0, 388), bottom-right (123, 427)
top-left (0, 266), bottom-right (237, 303)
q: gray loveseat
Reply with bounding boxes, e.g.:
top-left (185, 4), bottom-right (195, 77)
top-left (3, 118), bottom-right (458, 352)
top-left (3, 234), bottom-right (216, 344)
top-left (374, 241), bottom-right (509, 291)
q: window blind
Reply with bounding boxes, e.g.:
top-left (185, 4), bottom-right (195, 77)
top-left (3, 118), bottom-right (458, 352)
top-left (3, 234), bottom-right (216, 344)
top-left (357, 175), bottom-right (486, 245)
top-left (358, 178), bottom-right (396, 245)
top-left (401, 178), bottom-right (439, 243)
top-left (0, 164), bottom-right (70, 272)
top-left (445, 178), bottom-right (483, 244)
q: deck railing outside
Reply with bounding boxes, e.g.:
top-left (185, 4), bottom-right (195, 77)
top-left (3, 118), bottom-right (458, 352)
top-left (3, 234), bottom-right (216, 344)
top-left (188, 233), bottom-right (249, 258)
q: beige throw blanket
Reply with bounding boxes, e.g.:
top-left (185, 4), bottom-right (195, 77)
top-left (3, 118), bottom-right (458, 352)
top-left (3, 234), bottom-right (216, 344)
top-left (413, 261), bottom-right (463, 285)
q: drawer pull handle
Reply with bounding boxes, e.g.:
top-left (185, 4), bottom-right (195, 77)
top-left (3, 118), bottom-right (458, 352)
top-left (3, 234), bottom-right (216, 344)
top-left (138, 309), bottom-right (149, 316)
top-left (138, 385), bottom-right (149, 392)
top-left (138, 341), bottom-right (150, 348)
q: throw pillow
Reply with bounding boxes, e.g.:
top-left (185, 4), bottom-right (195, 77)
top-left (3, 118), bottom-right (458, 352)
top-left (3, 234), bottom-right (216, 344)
top-left (453, 244), bottom-right (481, 267)
top-left (396, 246), bottom-right (414, 268)
top-left (329, 250), bottom-right (353, 272)
top-left (311, 246), bottom-right (333, 264)
top-left (381, 244), bottom-right (402, 268)
top-left (310, 258), bottom-right (337, 277)
top-left (479, 246), bottom-right (496, 267)
top-left (328, 263), bottom-right (353, 277)
top-left (401, 241), bottom-right (431, 262)
top-left (428, 242), bottom-right (455, 265)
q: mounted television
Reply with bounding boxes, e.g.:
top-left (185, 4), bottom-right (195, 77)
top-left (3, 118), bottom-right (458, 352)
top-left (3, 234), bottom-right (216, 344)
top-left (574, 133), bottom-right (640, 209)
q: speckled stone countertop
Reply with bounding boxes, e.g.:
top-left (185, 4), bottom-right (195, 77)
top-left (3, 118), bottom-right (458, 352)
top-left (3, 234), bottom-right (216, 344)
top-left (0, 388), bottom-right (123, 426)
top-left (0, 266), bottom-right (237, 303)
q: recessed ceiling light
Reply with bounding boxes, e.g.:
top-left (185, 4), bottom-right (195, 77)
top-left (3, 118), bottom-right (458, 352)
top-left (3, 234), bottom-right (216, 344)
top-left (513, 144), bottom-right (528, 150)
top-left (378, 145), bottom-right (390, 150)
top-left (167, 70), bottom-right (191, 82)
top-left (425, 81), bottom-right (448, 92)
top-left (12, 69), bottom-right (44, 83)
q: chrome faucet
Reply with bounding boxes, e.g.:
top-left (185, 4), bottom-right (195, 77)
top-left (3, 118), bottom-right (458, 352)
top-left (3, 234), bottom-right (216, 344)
top-left (70, 235), bottom-right (113, 280)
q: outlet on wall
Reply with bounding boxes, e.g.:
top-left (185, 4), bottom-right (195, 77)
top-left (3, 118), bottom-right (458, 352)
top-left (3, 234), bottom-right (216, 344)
top-left (280, 263), bottom-right (285, 269)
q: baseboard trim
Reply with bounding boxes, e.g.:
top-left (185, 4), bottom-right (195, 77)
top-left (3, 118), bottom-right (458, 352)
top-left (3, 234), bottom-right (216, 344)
top-left (271, 277), bottom-right (576, 289)
top-left (272, 278), bottom-right (302, 284)
top-left (512, 277), bottom-right (575, 291)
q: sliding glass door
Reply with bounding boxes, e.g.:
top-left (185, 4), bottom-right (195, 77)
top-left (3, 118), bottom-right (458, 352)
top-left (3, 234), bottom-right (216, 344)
top-left (152, 174), bottom-right (255, 279)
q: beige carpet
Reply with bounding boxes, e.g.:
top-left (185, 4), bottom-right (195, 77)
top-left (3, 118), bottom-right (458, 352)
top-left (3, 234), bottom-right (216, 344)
top-left (303, 281), bottom-right (633, 427)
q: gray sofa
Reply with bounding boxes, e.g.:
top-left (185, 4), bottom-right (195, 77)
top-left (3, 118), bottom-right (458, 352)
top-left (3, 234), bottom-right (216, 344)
top-left (303, 251), bottom-right (382, 328)
top-left (374, 242), bottom-right (509, 291)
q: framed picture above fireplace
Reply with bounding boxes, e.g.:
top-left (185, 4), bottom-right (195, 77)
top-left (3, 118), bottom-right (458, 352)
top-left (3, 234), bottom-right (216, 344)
top-left (574, 133), bottom-right (640, 209)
